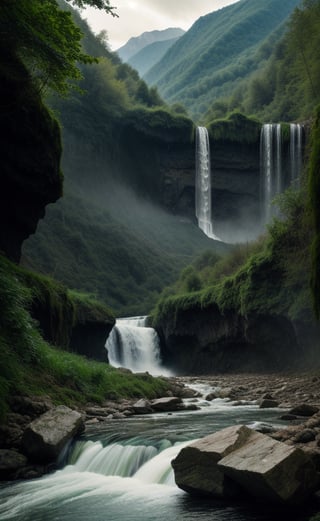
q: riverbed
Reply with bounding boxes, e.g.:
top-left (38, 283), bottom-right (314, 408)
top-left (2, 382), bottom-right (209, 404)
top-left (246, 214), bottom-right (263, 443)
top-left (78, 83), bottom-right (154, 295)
top-left (0, 381), bottom-right (319, 521)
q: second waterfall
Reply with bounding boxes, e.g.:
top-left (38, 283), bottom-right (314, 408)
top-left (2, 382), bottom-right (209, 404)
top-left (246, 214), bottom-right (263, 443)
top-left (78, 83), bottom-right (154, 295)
top-left (260, 123), bottom-right (304, 223)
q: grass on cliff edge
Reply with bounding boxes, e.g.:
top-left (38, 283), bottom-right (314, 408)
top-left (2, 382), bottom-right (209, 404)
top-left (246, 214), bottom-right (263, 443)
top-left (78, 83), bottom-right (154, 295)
top-left (0, 254), bottom-right (169, 422)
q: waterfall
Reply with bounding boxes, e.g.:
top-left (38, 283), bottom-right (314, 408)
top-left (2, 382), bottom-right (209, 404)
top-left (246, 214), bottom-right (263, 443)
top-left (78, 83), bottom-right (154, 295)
top-left (66, 438), bottom-right (191, 485)
top-left (260, 123), bottom-right (282, 223)
top-left (290, 123), bottom-right (303, 185)
top-left (106, 316), bottom-right (170, 376)
top-left (260, 123), bottom-right (304, 223)
top-left (195, 127), bottom-right (220, 240)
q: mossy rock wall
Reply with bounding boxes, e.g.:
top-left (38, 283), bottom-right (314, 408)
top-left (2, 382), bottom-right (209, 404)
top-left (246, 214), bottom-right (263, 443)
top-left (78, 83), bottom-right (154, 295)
top-left (20, 268), bottom-right (115, 362)
top-left (0, 50), bottom-right (62, 261)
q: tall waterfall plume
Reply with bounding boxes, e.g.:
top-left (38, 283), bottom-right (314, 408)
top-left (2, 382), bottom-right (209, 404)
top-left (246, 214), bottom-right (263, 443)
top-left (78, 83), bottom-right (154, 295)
top-left (260, 123), bottom-right (304, 223)
top-left (106, 316), bottom-right (170, 376)
top-left (195, 127), bottom-right (220, 240)
top-left (260, 123), bottom-right (282, 223)
top-left (290, 123), bottom-right (303, 185)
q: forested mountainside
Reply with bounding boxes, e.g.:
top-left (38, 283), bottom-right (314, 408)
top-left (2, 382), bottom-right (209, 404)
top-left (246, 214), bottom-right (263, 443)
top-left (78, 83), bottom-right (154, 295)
top-left (117, 27), bottom-right (184, 62)
top-left (204, 0), bottom-right (320, 123)
top-left (21, 5), bottom-right (224, 316)
top-left (144, 0), bottom-right (301, 120)
top-left (128, 37), bottom-right (181, 78)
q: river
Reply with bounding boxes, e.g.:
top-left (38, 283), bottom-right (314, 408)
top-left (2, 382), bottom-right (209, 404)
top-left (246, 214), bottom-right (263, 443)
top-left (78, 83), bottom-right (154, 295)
top-left (0, 382), bottom-right (317, 521)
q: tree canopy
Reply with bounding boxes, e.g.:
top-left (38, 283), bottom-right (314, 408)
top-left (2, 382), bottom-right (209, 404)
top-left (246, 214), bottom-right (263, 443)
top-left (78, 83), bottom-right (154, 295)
top-left (0, 0), bottom-right (116, 96)
top-left (67, 0), bottom-right (117, 14)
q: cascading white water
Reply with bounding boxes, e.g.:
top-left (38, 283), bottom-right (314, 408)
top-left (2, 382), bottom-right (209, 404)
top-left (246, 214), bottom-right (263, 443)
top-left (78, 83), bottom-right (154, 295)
top-left (260, 123), bottom-right (304, 224)
top-left (106, 316), bottom-right (170, 376)
top-left (290, 123), bottom-right (303, 185)
top-left (195, 127), bottom-right (220, 240)
top-left (65, 438), bottom-right (189, 485)
top-left (0, 388), bottom-right (287, 521)
top-left (260, 123), bottom-right (282, 223)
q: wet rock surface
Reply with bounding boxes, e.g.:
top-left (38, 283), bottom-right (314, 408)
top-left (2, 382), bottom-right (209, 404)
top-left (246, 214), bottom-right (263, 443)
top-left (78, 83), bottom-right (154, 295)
top-left (173, 424), bottom-right (320, 504)
top-left (22, 406), bottom-right (84, 463)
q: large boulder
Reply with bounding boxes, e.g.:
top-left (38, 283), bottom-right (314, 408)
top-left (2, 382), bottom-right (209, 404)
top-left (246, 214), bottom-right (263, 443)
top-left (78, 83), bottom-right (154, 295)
top-left (21, 406), bottom-right (84, 463)
top-left (0, 450), bottom-right (27, 480)
top-left (172, 425), bottom-right (252, 497)
top-left (219, 428), bottom-right (319, 504)
top-left (172, 425), bottom-right (319, 504)
top-left (150, 397), bottom-right (183, 411)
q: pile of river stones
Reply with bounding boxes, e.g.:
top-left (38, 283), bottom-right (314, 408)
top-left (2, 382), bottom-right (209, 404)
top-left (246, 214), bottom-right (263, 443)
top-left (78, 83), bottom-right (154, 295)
top-left (1, 372), bottom-right (320, 505)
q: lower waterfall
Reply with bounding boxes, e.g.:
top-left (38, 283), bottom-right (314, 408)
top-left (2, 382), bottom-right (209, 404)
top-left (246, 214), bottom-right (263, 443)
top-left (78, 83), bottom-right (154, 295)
top-left (106, 316), bottom-right (170, 376)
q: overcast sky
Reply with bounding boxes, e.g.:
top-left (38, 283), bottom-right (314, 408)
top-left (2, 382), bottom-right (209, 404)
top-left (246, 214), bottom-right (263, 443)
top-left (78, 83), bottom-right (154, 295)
top-left (79, 0), bottom-right (240, 50)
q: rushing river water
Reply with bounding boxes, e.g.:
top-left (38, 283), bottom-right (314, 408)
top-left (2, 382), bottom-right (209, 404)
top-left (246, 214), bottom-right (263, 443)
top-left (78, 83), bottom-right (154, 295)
top-left (0, 383), bottom-right (318, 521)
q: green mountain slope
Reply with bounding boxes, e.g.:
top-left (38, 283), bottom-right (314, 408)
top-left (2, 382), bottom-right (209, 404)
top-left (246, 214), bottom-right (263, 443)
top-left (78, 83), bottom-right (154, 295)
top-left (128, 37), bottom-right (181, 78)
top-left (144, 0), bottom-right (301, 120)
top-left (204, 0), bottom-right (320, 123)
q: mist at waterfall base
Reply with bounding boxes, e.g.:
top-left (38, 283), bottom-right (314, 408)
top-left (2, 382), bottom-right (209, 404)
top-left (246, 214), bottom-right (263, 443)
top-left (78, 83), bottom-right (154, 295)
top-left (106, 316), bottom-right (172, 376)
top-left (195, 124), bottom-right (304, 245)
top-left (0, 383), bottom-right (316, 521)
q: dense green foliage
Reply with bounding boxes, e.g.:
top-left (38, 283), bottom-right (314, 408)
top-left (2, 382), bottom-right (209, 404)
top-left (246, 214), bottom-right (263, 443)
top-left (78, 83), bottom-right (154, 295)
top-left (204, 0), bottom-right (320, 123)
top-left (208, 112), bottom-right (261, 144)
top-left (0, 254), bottom-right (169, 421)
top-left (309, 106), bottom-right (320, 318)
top-left (0, 0), bottom-right (101, 96)
top-left (144, 0), bottom-right (300, 120)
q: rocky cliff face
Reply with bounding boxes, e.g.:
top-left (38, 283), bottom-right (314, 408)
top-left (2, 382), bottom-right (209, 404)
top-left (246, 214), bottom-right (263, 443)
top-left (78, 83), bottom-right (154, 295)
top-left (156, 304), bottom-right (303, 375)
top-left (0, 52), bottom-right (62, 261)
top-left (28, 280), bottom-right (115, 362)
top-left (158, 138), bottom-right (261, 241)
top-left (59, 115), bottom-right (261, 245)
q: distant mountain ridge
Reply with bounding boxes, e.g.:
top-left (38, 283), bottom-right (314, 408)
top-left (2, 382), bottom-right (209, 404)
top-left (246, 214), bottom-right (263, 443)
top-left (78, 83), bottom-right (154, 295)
top-left (144, 0), bottom-right (301, 119)
top-left (128, 37), bottom-right (181, 78)
top-left (117, 27), bottom-right (185, 62)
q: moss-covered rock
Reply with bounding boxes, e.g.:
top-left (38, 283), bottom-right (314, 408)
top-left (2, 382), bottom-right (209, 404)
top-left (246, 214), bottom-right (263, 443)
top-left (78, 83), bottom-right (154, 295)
top-left (207, 113), bottom-right (261, 144)
top-left (2, 256), bottom-right (115, 362)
